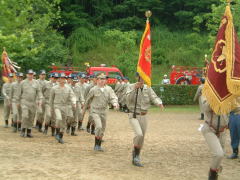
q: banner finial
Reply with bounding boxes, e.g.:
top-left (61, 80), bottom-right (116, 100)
top-left (145, 10), bottom-right (152, 19)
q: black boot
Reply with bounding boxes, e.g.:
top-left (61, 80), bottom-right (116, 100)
top-left (4, 120), bottom-right (8, 128)
top-left (71, 127), bottom-right (77, 136)
top-left (132, 147), bottom-right (143, 167)
top-left (20, 128), bottom-right (26, 137)
top-left (55, 128), bottom-right (60, 140)
top-left (199, 113), bottom-right (204, 120)
top-left (18, 123), bottom-right (21, 131)
top-left (78, 121), bottom-right (84, 130)
top-left (13, 122), bottom-right (17, 133)
top-left (86, 122), bottom-right (91, 133)
top-left (51, 127), bottom-right (55, 136)
top-left (58, 132), bottom-right (64, 144)
top-left (35, 121), bottom-right (39, 129)
top-left (43, 124), bottom-right (48, 134)
top-left (228, 148), bottom-right (238, 159)
top-left (97, 138), bottom-right (103, 151)
top-left (94, 137), bottom-right (100, 151)
top-left (208, 169), bottom-right (218, 180)
top-left (66, 125), bottom-right (70, 134)
top-left (26, 129), bottom-right (33, 138)
top-left (91, 124), bottom-right (95, 135)
top-left (38, 123), bottom-right (43, 132)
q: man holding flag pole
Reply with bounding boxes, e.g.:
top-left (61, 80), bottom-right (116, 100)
top-left (202, 0), bottom-right (240, 179)
top-left (126, 10), bottom-right (164, 167)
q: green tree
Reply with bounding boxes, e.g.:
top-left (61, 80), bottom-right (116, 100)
top-left (0, 0), bottom-right (68, 71)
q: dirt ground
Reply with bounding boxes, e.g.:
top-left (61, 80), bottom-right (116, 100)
top-left (0, 106), bottom-right (239, 180)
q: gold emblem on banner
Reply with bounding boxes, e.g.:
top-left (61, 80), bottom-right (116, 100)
top-left (145, 46), bottom-right (151, 62)
top-left (212, 40), bottom-right (227, 73)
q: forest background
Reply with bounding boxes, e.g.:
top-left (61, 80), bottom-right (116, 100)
top-left (1, 0), bottom-right (240, 83)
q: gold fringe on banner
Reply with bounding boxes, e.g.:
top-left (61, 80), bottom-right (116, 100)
top-left (203, 78), bottom-right (237, 115)
top-left (225, 4), bottom-right (240, 95)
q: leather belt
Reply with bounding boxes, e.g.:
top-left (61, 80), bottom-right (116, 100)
top-left (205, 121), bottom-right (227, 137)
top-left (130, 112), bottom-right (147, 116)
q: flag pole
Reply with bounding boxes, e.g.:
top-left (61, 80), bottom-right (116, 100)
top-left (133, 10), bottom-right (152, 119)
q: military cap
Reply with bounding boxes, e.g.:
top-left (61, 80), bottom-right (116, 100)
top-left (27, 69), bottom-right (34, 74)
top-left (53, 72), bottom-right (59, 78)
top-left (72, 76), bottom-right (79, 82)
top-left (59, 73), bottom-right (66, 78)
top-left (8, 73), bottom-right (14, 77)
top-left (39, 70), bottom-right (46, 75)
top-left (97, 73), bottom-right (107, 79)
top-left (16, 72), bottom-right (24, 77)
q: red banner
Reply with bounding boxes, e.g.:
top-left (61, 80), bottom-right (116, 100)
top-left (137, 20), bottom-right (151, 86)
top-left (203, 4), bottom-right (240, 115)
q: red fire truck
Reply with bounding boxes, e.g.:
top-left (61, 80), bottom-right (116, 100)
top-left (169, 65), bottom-right (205, 85)
top-left (49, 64), bottom-right (124, 84)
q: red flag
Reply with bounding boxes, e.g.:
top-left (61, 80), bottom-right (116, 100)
top-left (203, 4), bottom-right (240, 115)
top-left (1, 49), bottom-right (19, 82)
top-left (137, 19), bottom-right (151, 86)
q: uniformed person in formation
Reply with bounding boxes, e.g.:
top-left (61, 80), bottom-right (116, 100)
top-left (85, 75), bottom-right (97, 134)
top-left (17, 69), bottom-right (43, 137)
top-left (77, 73), bottom-right (88, 130)
top-left (36, 70), bottom-right (48, 132)
top-left (126, 73), bottom-right (164, 167)
top-left (10, 72), bottom-right (24, 132)
top-left (68, 76), bottom-right (84, 136)
top-left (49, 73), bottom-right (76, 144)
top-left (84, 73), bottom-right (118, 151)
top-left (1, 73), bottom-right (14, 127)
top-left (194, 78), bottom-right (205, 120)
top-left (43, 73), bottom-right (58, 136)
top-left (201, 97), bottom-right (228, 180)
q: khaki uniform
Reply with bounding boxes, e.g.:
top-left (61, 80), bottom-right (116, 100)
top-left (71, 85), bottom-right (84, 127)
top-left (84, 83), bottom-right (96, 128)
top-left (1, 82), bottom-right (12, 122)
top-left (36, 79), bottom-right (48, 124)
top-left (126, 83), bottom-right (162, 148)
top-left (84, 85), bottom-right (118, 138)
top-left (49, 84), bottom-right (76, 132)
top-left (201, 98), bottom-right (228, 170)
top-left (194, 84), bottom-right (204, 114)
top-left (10, 81), bottom-right (22, 123)
top-left (17, 79), bottom-right (43, 129)
top-left (43, 81), bottom-right (56, 126)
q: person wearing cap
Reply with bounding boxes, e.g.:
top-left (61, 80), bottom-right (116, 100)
top-left (9, 72), bottom-right (24, 132)
top-left (201, 97), bottom-right (228, 180)
top-left (126, 73), bottom-right (164, 167)
top-left (76, 73), bottom-right (88, 130)
top-left (119, 77), bottom-right (130, 113)
top-left (43, 73), bottom-right (58, 136)
top-left (67, 76), bottom-right (85, 136)
top-left (49, 73), bottom-right (76, 144)
top-left (84, 74), bottom-right (98, 134)
top-left (35, 70), bottom-right (48, 132)
top-left (1, 73), bottom-right (14, 127)
top-left (161, 74), bottom-right (170, 85)
top-left (194, 78), bottom-right (205, 120)
top-left (83, 73), bottom-right (118, 151)
top-left (65, 74), bottom-right (75, 134)
top-left (115, 76), bottom-right (125, 111)
top-left (16, 69), bottom-right (43, 137)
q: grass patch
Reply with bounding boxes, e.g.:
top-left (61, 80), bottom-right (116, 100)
top-left (149, 105), bottom-right (199, 113)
